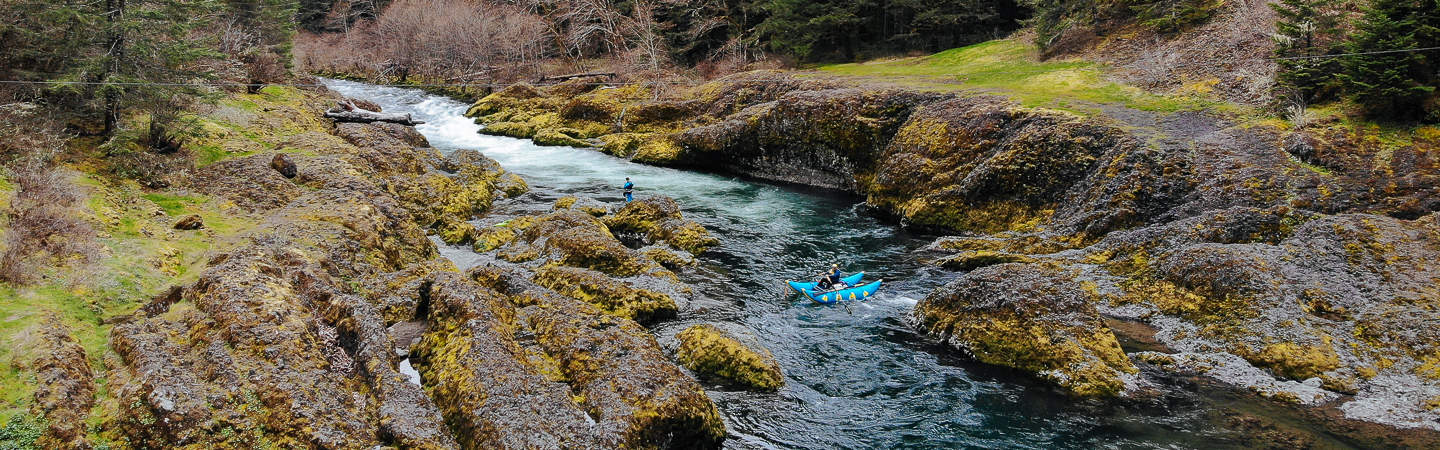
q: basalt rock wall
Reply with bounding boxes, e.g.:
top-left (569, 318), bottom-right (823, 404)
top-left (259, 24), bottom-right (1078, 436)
top-left (466, 71), bottom-right (1440, 436)
top-left (101, 90), bottom-right (724, 448)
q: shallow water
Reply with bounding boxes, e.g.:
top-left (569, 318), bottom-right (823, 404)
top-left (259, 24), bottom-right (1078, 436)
top-left (323, 79), bottom-right (1336, 449)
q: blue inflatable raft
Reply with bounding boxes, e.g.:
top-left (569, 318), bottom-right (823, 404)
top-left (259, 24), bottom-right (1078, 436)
top-left (786, 273), bottom-right (882, 304)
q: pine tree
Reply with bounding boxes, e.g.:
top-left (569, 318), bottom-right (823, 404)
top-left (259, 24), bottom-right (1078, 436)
top-left (93, 0), bottom-right (223, 140)
top-left (1341, 0), bottom-right (1436, 120)
top-left (1270, 0), bottom-right (1342, 102)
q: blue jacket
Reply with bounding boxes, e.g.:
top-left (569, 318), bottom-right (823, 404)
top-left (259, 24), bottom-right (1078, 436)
top-left (623, 181), bottom-right (633, 193)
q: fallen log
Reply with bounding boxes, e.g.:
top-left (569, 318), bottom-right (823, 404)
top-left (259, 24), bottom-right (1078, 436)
top-left (538, 71), bottom-right (617, 83)
top-left (324, 109), bottom-right (425, 126)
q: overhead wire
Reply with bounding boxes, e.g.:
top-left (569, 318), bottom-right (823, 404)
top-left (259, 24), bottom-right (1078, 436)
top-left (0, 45), bottom-right (1435, 89)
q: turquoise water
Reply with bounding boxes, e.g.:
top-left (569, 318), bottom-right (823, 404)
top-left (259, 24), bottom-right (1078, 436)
top-left (323, 79), bottom-right (1309, 449)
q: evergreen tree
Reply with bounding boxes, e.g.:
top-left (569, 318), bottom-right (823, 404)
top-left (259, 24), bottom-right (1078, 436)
top-left (1341, 0), bottom-right (1436, 120)
top-left (93, 0), bottom-right (223, 139)
top-left (757, 0), bottom-right (865, 60)
top-left (1270, 0), bottom-right (1342, 102)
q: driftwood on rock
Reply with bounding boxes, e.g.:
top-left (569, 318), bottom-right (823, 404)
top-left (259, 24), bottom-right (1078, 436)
top-left (538, 71), bottom-right (617, 83)
top-left (325, 101), bottom-right (424, 125)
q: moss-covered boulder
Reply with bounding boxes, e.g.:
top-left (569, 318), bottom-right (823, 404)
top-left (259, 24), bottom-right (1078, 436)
top-left (465, 83), bottom-right (542, 118)
top-left (388, 172), bottom-right (492, 227)
top-left (361, 259), bottom-right (458, 324)
top-left (190, 153), bottom-right (303, 212)
top-left (604, 196), bottom-right (718, 255)
top-left (533, 127), bottom-right (591, 147)
top-left (520, 290), bottom-right (726, 448)
top-left (480, 121), bottom-right (537, 138)
top-left (532, 265), bottom-right (677, 324)
top-left (553, 196), bottom-right (611, 216)
top-left (933, 249), bottom-right (1037, 271)
top-left (867, 96), bottom-right (1130, 233)
top-left (675, 324), bottom-right (784, 391)
top-left (29, 315), bottom-right (96, 448)
top-left (598, 132), bottom-right (649, 158)
top-left (911, 263), bottom-right (1136, 397)
top-left (411, 273), bottom-right (603, 448)
top-left (519, 210), bottom-right (653, 276)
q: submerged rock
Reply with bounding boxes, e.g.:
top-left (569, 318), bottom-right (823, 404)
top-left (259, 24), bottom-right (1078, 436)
top-left (911, 263), bottom-right (1137, 397)
top-left (675, 324), bottom-right (784, 391)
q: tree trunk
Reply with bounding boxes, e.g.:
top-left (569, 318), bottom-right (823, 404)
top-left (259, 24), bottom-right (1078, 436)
top-left (103, 0), bottom-right (126, 136)
top-left (324, 109), bottom-right (426, 125)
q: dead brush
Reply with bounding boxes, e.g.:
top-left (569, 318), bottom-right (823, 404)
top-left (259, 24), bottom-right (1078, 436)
top-left (0, 103), bottom-right (97, 286)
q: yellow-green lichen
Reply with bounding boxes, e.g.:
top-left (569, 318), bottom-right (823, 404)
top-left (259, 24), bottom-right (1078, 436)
top-left (530, 266), bottom-right (677, 323)
top-left (1244, 340), bottom-right (1342, 381)
top-left (675, 325), bottom-right (783, 391)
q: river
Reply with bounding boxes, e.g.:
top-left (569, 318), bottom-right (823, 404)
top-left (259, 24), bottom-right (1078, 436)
top-left (323, 79), bottom-right (1336, 449)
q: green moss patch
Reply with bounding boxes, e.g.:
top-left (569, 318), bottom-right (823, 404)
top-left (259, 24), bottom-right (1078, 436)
top-left (818, 39), bottom-right (1226, 114)
top-left (675, 324), bottom-right (783, 391)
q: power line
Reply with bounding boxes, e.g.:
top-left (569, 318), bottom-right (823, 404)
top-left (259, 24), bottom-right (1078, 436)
top-left (0, 45), bottom-right (1436, 89)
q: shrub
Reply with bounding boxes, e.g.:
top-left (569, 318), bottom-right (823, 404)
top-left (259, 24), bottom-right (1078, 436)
top-left (0, 103), bottom-right (96, 286)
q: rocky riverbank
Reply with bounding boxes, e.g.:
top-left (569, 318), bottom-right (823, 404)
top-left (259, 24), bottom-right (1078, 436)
top-left (465, 71), bottom-right (1440, 441)
top-left (16, 85), bottom-right (742, 448)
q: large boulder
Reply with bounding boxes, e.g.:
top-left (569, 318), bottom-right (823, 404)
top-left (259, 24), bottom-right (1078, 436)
top-left (189, 154), bottom-right (302, 212)
top-left (515, 210), bottom-right (655, 276)
top-left (518, 289), bottom-right (726, 448)
top-left (867, 96), bottom-right (1138, 234)
top-left (675, 324), bottom-right (784, 391)
top-left (911, 263), bottom-right (1136, 397)
top-left (604, 196), bottom-right (718, 255)
top-left (532, 265), bottom-right (678, 324)
top-left (410, 273), bottom-right (604, 448)
top-left (29, 315), bottom-right (96, 449)
top-left (678, 88), bottom-right (941, 190)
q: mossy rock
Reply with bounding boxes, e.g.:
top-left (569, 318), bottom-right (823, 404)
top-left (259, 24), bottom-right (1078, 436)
top-left (644, 245), bottom-right (696, 270)
top-left (480, 121), bottom-right (536, 138)
top-left (598, 133), bottom-right (649, 158)
top-left (604, 197), bottom-right (718, 255)
top-left (552, 196), bottom-right (610, 216)
top-left (437, 219), bottom-right (478, 245)
top-left (934, 250), bottom-right (1036, 271)
top-left (531, 265), bottom-right (678, 324)
top-left (631, 136), bottom-right (686, 164)
top-left (911, 263), bottom-right (1136, 397)
top-left (496, 172), bottom-right (529, 198)
top-left (472, 225), bottom-right (518, 252)
top-left (675, 324), bottom-right (784, 391)
top-left (387, 172), bottom-right (493, 227)
top-left (533, 128), bottom-right (592, 148)
top-left (1244, 341), bottom-right (1342, 381)
top-left (521, 210), bottom-right (651, 276)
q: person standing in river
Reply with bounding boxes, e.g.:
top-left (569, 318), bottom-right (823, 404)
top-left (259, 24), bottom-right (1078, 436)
top-left (623, 177), bottom-right (634, 203)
